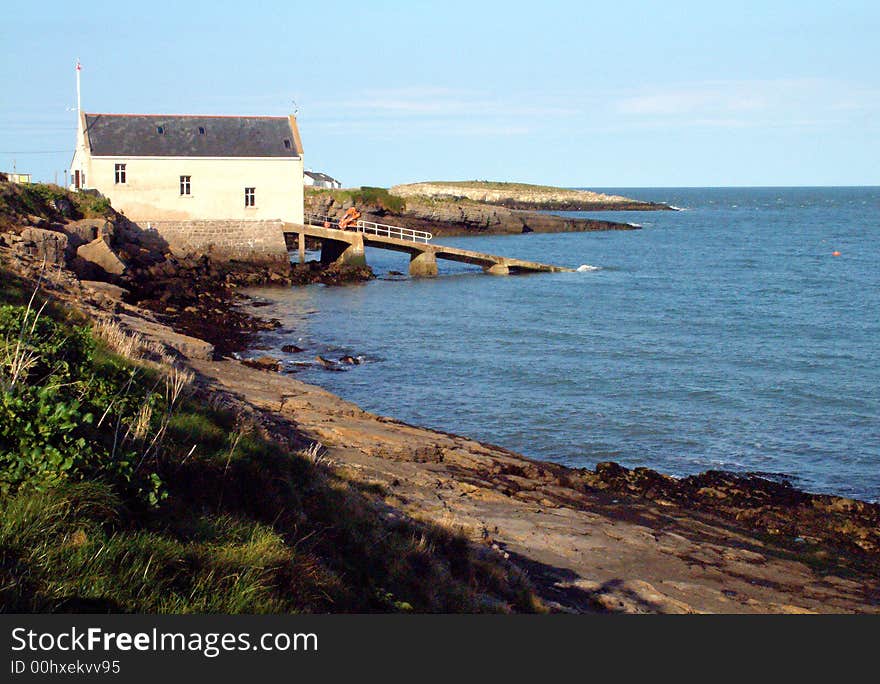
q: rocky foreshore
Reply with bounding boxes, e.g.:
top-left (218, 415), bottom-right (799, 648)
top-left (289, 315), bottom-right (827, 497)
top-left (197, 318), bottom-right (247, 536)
top-left (3, 182), bottom-right (879, 613)
top-left (5, 241), bottom-right (880, 612)
top-left (0, 181), bottom-right (373, 355)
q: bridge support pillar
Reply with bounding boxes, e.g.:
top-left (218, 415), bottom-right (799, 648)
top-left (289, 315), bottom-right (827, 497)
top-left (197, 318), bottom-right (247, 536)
top-left (320, 234), bottom-right (366, 268)
top-left (409, 250), bottom-right (438, 277)
top-left (484, 262), bottom-right (510, 275)
top-left (298, 232), bottom-right (306, 264)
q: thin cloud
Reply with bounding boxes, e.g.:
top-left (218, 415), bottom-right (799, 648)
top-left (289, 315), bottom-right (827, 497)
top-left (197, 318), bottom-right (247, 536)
top-left (611, 78), bottom-right (880, 129)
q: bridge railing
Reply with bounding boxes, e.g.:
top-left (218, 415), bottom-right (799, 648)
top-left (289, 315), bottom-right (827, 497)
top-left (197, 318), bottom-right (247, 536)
top-left (303, 213), bottom-right (432, 243)
top-left (304, 213), bottom-right (341, 228)
top-left (354, 220), bottom-right (432, 243)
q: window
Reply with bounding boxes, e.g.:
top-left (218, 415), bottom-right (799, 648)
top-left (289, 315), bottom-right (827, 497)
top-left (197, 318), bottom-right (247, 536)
top-left (198, 126), bottom-right (206, 135)
top-left (157, 126), bottom-right (165, 135)
top-left (244, 187), bottom-right (255, 207)
top-left (114, 163), bottom-right (126, 184)
top-left (180, 175), bottom-right (191, 195)
top-left (283, 139), bottom-right (291, 149)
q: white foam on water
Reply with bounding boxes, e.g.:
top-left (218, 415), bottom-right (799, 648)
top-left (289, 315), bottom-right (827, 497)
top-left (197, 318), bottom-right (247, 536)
top-left (576, 264), bottom-right (600, 272)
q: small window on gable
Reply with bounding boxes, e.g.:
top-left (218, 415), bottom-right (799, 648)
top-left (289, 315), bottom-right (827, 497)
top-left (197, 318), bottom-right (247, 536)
top-left (115, 163), bottom-right (126, 184)
top-left (198, 126), bottom-right (206, 135)
top-left (283, 139), bottom-right (291, 150)
top-left (244, 187), bottom-right (255, 207)
top-left (157, 126), bottom-right (165, 135)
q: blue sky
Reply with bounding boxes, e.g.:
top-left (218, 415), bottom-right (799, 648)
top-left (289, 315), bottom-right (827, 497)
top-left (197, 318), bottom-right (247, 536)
top-left (2, 0), bottom-right (878, 187)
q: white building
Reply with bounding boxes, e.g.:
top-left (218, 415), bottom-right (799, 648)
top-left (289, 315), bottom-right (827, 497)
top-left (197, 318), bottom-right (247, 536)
top-left (303, 170), bottom-right (342, 189)
top-left (70, 112), bottom-right (305, 224)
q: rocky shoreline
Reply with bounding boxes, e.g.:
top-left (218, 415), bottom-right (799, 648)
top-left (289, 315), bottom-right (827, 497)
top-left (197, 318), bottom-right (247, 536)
top-left (5, 243), bottom-right (880, 612)
top-left (3, 182), bottom-right (878, 613)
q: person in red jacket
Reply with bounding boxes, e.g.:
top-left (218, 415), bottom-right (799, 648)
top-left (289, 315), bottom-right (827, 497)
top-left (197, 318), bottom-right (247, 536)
top-left (339, 207), bottom-right (362, 230)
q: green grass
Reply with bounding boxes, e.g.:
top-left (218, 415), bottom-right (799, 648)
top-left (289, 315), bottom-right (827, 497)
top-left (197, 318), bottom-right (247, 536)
top-left (307, 186), bottom-right (407, 213)
top-left (0, 264), bottom-right (539, 613)
top-left (0, 181), bottom-right (112, 230)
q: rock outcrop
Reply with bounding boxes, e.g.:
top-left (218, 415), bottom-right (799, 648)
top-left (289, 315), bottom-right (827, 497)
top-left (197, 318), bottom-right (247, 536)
top-left (9, 227), bottom-right (69, 265)
top-left (76, 236), bottom-right (128, 276)
top-left (305, 191), bottom-right (641, 238)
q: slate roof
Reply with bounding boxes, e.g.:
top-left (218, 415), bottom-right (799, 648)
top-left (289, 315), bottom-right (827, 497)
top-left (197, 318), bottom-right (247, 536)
top-left (84, 114), bottom-right (300, 158)
top-left (304, 171), bottom-right (340, 183)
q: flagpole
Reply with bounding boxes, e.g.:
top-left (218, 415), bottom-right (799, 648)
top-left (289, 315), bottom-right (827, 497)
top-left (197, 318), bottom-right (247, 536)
top-left (74, 59), bottom-right (83, 190)
top-left (76, 58), bottom-right (81, 115)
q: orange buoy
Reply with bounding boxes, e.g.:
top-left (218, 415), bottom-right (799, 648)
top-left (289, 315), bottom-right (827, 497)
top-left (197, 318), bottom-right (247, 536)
top-left (832, 251), bottom-right (841, 257)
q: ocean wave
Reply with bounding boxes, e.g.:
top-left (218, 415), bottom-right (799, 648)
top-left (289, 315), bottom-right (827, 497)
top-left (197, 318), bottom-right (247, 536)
top-left (576, 264), bottom-right (601, 272)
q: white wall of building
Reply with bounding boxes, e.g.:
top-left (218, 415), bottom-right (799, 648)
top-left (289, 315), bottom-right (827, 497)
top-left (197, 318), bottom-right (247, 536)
top-left (83, 155), bottom-right (304, 223)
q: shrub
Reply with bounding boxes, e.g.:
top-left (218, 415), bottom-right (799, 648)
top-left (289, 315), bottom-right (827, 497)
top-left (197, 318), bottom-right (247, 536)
top-left (0, 303), bottom-right (169, 505)
top-left (312, 186), bottom-right (407, 213)
top-left (355, 187), bottom-right (407, 213)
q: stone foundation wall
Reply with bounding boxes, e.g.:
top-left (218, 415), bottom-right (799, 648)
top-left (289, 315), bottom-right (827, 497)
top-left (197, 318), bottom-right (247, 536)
top-left (135, 219), bottom-right (289, 263)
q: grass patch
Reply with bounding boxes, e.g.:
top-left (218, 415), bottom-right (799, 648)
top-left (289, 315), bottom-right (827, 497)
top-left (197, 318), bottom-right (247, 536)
top-left (307, 186), bottom-right (407, 213)
top-left (0, 181), bottom-right (112, 230)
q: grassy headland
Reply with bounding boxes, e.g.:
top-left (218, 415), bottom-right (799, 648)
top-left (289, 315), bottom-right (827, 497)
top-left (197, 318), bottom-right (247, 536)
top-left (388, 180), bottom-right (674, 211)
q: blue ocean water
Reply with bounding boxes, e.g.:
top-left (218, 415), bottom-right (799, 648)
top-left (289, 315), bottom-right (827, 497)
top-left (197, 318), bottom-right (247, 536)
top-left (248, 187), bottom-right (880, 501)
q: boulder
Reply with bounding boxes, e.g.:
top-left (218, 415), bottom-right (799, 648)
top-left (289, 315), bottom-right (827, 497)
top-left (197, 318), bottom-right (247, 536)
top-left (115, 312), bottom-right (214, 361)
top-left (76, 236), bottom-right (127, 276)
top-left (81, 280), bottom-right (130, 302)
top-left (63, 218), bottom-right (109, 248)
top-left (315, 355), bottom-right (344, 371)
top-left (15, 227), bottom-right (68, 265)
top-left (242, 356), bottom-right (281, 372)
top-left (281, 344), bottom-right (304, 353)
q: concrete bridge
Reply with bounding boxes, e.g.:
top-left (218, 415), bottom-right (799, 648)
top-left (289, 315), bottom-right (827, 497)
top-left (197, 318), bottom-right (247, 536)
top-left (283, 217), bottom-right (573, 276)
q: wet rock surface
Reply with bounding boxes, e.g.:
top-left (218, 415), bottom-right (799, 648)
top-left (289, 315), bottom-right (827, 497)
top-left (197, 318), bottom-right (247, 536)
top-left (241, 355), bottom-right (282, 372)
top-left (582, 462), bottom-right (880, 569)
top-left (121, 255), bottom-right (287, 357)
top-left (289, 261), bottom-right (374, 285)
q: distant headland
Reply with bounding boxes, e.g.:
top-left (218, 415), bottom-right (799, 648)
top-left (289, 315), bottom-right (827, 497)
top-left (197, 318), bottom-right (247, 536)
top-left (389, 180), bottom-right (676, 212)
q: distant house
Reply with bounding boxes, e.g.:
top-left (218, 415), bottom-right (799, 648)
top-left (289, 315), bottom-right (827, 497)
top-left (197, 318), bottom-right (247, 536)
top-left (2, 172), bottom-right (32, 184)
top-left (304, 170), bottom-right (341, 189)
top-left (70, 113), bottom-right (304, 223)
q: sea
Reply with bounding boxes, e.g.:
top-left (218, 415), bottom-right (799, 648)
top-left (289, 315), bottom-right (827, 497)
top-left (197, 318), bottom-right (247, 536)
top-left (246, 187), bottom-right (880, 501)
